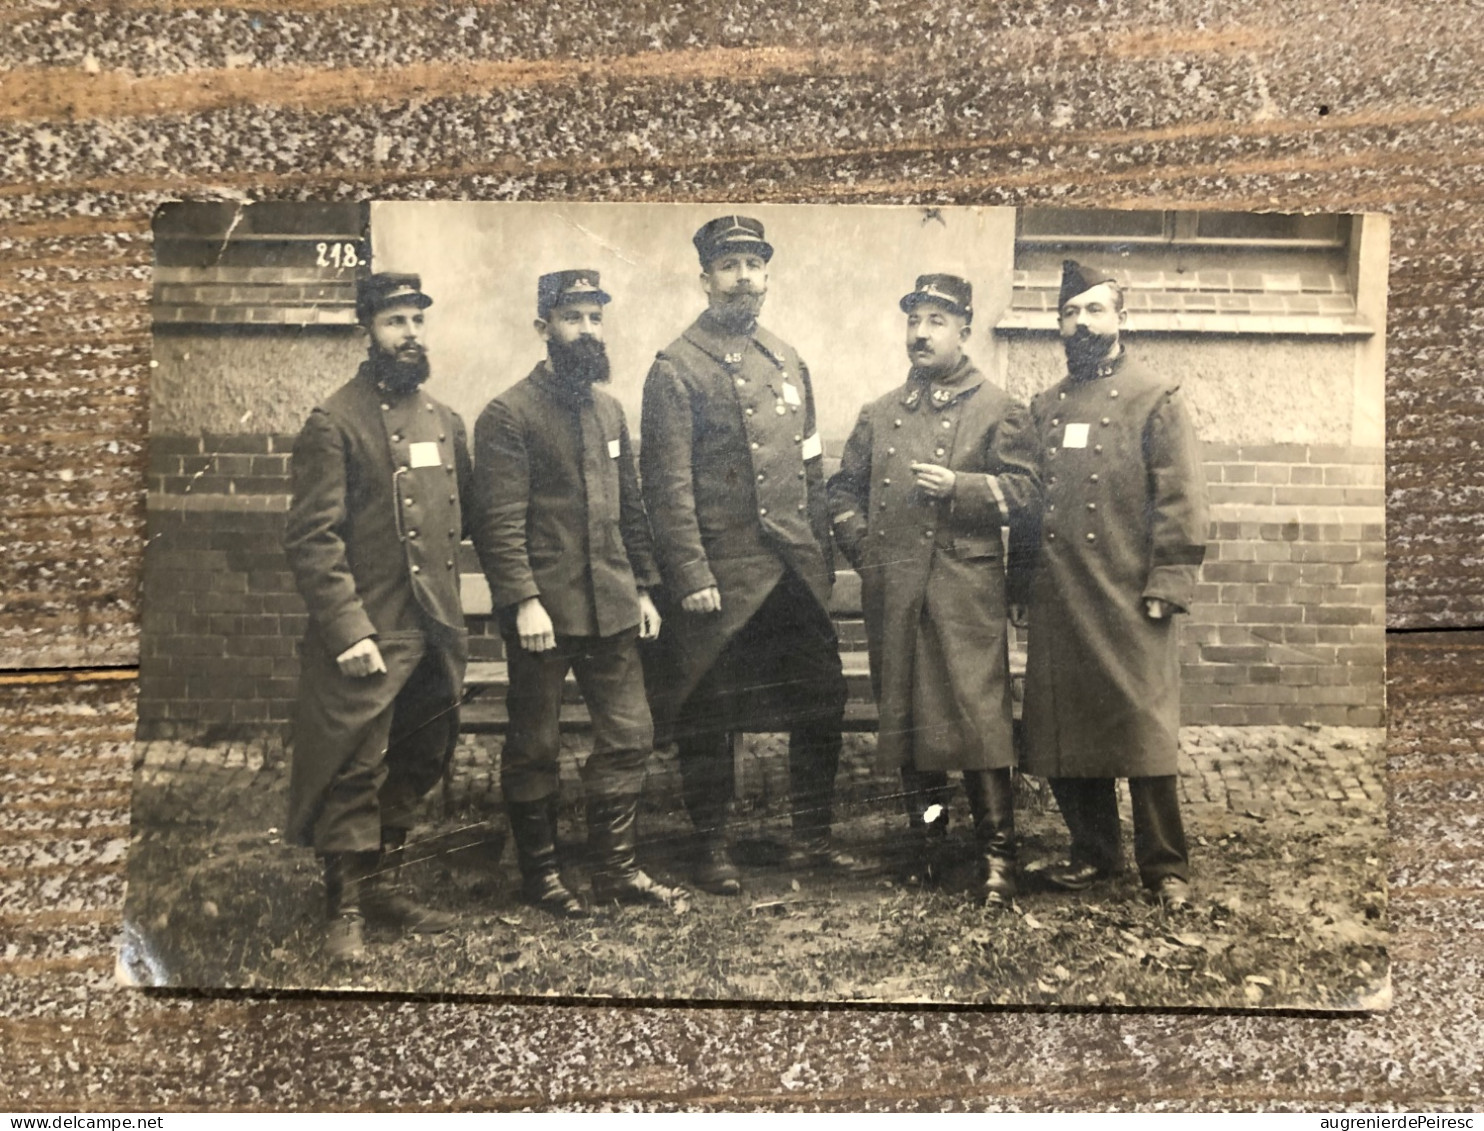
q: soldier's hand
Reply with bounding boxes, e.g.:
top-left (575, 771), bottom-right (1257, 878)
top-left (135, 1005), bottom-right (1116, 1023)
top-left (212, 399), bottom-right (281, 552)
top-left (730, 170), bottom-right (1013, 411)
top-left (516, 597), bottom-right (557, 653)
top-left (336, 637), bottom-right (387, 678)
top-left (909, 462), bottom-right (957, 500)
top-left (681, 585), bottom-right (722, 615)
top-left (638, 591), bottom-right (663, 640)
top-left (1009, 603), bottom-right (1029, 628)
top-left (1144, 597), bottom-right (1171, 620)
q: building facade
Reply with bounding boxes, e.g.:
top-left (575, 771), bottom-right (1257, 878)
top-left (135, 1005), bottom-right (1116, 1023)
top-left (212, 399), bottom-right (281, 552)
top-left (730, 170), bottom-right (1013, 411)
top-left (140, 203), bottom-right (1386, 739)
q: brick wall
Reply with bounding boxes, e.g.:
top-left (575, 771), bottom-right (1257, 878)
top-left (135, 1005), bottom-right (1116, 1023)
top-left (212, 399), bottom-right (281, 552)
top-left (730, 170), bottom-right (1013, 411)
top-left (138, 433), bottom-right (1385, 739)
top-left (140, 433), bottom-right (302, 739)
top-left (1183, 442), bottom-right (1385, 728)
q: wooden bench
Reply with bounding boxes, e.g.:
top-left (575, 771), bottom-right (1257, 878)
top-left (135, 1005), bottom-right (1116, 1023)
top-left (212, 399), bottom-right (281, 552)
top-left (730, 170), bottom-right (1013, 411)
top-left (455, 544), bottom-right (1025, 735)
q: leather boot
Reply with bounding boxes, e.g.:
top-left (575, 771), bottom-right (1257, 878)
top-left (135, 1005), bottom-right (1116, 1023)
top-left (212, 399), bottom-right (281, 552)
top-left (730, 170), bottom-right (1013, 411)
top-left (965, 768), bottom-right (1018, 907)
top-left (679, 733), bottom-right (742, 896)
top-left (506, 799), bottom-right (586, 918)
top-left (785, 727), bottom-right (869, 874)
top-left (587, 795), bottom-right (685, 907)
top-left (693, 831), bottom-right (742, 896)
top-left (362, 827), bottom-right (459, 934)
top-left (900, 768), bottom-right (951, 887)
top-left (322, 851), bottom-right (376, 964)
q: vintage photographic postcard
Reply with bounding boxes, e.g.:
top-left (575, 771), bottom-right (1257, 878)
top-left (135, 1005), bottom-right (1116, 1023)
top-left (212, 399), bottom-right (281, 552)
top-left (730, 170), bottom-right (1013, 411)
top-left (123, 201), bottom-right (1389, 1009)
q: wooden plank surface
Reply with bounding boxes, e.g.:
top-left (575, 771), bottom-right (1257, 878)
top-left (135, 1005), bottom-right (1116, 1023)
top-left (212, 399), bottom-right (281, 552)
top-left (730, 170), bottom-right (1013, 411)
top-left (2, 0), bottom-right (1483, 1109)
top-left (0, 639), bottom-right (1480, 1110)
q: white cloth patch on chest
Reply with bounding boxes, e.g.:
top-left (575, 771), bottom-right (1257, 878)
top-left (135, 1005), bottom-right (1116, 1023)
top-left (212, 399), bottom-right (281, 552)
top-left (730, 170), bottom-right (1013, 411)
top-left (608, 438), bottom-right (621, 458)
top-left (801, 432), bottom-right (823, 460)
top-left (408, 441), bottom-right (442, 468)
top-left (1062, 423), bottom-right (1090, 449)
top-left (781, 381), bottom-right (802, 406)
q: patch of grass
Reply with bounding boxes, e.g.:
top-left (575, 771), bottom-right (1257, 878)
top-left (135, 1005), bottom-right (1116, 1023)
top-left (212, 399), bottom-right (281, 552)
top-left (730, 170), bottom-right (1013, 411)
top-left (121, 768), bottom-right (1388, 1009)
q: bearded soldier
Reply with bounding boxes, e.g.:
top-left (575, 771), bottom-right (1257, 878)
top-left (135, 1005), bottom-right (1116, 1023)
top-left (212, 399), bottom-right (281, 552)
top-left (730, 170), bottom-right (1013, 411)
top-left (829, 274), bottom-right (1039, 906)
top-left (284, 273), bottom-right (471, 963)
top-left (640, 215), bottom-right (859, 895)
top-left (1022, 259), bottom-right (1209, 910)
top-left (469, 269), bottom-right (682, 916)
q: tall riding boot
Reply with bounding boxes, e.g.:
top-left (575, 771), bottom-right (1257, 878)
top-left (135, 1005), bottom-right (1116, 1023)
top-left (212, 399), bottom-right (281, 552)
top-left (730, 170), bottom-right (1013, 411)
top-left (322, 850), bottom-right (376, 963)
top-left (362, 827), bottom-right (459, 934)
top-left (505, 799), bottom-right (586, 919)
top-left (965, 768), bottom-right (1018, 907)
top-left (679, 732), bottom-right (742, 896)
top-left (900, 768), bottom-right (951, 887)
top-left (587, 795), bottom-right (685, 906)
top-left (786, 725), bottom-right (868, 873)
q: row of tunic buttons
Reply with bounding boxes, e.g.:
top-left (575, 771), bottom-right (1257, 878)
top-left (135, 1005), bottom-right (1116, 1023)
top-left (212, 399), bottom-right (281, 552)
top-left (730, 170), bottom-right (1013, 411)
top-left (1047, 450), bottom-right (1103, 541)
top-left (386, 402), bottom-right (455, 572)
top-left (744, 405), bottom-right (798, 417)
top-left (750, 436), bottom-right (805, 450)
top-left (738, 374), bottom-right (801, 418)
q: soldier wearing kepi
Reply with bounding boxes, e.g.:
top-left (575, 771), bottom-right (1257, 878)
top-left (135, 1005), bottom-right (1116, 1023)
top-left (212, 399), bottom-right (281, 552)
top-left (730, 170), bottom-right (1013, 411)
top-left (469, 269), bottom-right (681, 916)
top-left (829, 275), bottom-right (1039, 906)
top-left (641, 215), bottom-right (857, 895)
top-left (1022, 259), bottom-right (1210, 910)
top-left (284, 272), bottom-right (472, 963)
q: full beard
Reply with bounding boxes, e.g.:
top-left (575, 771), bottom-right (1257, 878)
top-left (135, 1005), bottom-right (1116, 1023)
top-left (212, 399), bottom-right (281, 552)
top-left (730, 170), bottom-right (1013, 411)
top-left (1063, 328), bottom-right (1118, 376)
top-left (547, 335), bottom-right (611, 390)
top-left (708, 289), bottom-right (766, 334)
top-left (368, 344), bottom-right (430, 396)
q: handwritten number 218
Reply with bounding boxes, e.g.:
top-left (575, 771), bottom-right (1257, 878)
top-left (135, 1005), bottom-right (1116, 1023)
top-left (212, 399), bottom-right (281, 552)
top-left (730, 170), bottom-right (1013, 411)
top-left (316, 242), bottom-right (361, 269)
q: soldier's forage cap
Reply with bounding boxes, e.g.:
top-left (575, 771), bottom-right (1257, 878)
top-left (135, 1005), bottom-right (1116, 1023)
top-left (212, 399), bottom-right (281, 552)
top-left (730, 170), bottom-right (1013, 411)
top-left (356, 272), bottom-right (433, 324)
top-left (537, 269), bottom-right (612, 319)
top-left (899, 273), bottom-right (974, 322)
top-left (1059, 259), bottom-right (1120, 309)
top-left (693, 214), bottom-right (774, 268)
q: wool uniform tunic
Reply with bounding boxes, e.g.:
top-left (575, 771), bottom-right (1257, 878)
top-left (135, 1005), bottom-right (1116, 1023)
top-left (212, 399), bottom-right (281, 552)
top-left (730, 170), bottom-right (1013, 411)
top-left (284, 363), bottom-right (472, 849)
top-left (468, 361), bottom-right (663, 804)
top-left (470, 361), bottom-right (661, 637)
top-left (829, 359), bottom-right (1040, 773)
top-left (1020, 350), bottom-right (1209, 781)
top-left (640, 309), bottom-right (839, 735)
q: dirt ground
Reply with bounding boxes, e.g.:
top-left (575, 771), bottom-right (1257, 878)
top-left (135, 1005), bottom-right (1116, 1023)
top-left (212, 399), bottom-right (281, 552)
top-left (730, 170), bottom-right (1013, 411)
top-left (119, 726), bottom-right (1389, 1011)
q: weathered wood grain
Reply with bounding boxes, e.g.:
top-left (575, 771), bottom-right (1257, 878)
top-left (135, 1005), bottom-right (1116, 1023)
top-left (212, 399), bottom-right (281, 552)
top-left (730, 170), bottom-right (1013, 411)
top-left (0, 637), bottom-right (1479, 1109)
top-left (4, 3), bottom-right (1484, 665)
top-left (2, 0), bottom-right (1483, 1109)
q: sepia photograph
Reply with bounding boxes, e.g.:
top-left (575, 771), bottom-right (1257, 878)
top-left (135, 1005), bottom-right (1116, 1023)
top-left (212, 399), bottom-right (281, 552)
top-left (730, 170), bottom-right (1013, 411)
top-left (121, 201), bottom-right (1389, 1010)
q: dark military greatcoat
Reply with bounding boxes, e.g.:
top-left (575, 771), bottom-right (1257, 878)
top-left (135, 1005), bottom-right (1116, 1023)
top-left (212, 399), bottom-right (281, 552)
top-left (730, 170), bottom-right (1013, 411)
top-left (283, 363), bottom-right (473, 846)
top-left (829, 359), bottom-right (1039, 772)
top-left (640, 309), bottom-right (835, 727)
top-left (1021, 350), bottom-right (1208, 780)
top-left (469, 362), bottom-right (660, 635)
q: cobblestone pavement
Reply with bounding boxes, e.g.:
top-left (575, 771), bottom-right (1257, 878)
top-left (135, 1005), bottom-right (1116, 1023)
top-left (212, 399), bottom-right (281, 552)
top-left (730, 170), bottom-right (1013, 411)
top-left (131, 725), bottom-right (1385, 830)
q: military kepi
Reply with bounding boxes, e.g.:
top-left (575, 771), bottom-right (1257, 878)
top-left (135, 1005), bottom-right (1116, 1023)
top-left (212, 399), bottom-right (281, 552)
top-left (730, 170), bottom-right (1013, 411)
top-left (1059, 259), bottom-right (1119, 309)
top-left (899, 273), bottom-right (974, 322)
top-left (356, 272), bottom-right (433, 325)
top-left (537, 269), bottom-right (612, 319)
top-left (693, 215), bottom-right (774, 267)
